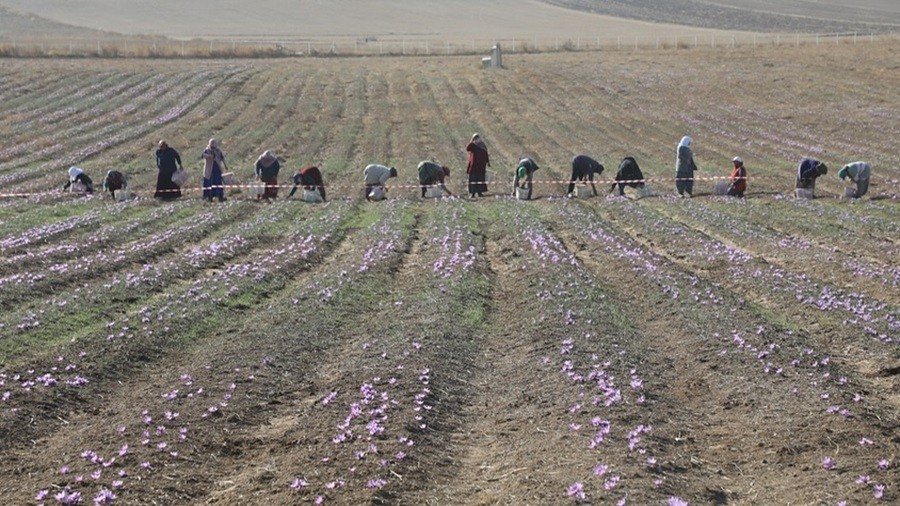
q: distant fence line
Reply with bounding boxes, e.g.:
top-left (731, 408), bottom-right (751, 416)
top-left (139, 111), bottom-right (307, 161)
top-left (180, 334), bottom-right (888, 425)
top-left (0, 32), bottom-right (896, 58)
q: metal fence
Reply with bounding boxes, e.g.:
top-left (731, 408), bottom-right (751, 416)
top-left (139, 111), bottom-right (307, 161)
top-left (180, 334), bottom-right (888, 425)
top-left (0, 32), bottom-right (895, 58)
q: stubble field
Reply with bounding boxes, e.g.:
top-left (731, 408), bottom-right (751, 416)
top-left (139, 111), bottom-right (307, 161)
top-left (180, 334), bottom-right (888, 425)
top-left (0, 41), bottom-right (898, 505)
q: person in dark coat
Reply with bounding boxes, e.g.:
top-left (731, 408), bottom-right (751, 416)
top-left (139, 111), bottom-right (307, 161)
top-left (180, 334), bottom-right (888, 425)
top-left (155, 140), bottom-right (183, 200)
top-left (255, 150), bottom-right (281, 200)
top-left (796, 157), bottom-right (828, 193)
top-left (102, 170), bottom-right (127, 198)
top-left (610, 157), bottom-right (645, 196)
top-left (568, 155), bottom-right (604, 196)
top-left (288, 165), bottom-right (326, 201)
top-left (418, 161), bottom-right (452, 197)
top-left (63, 167), bottom-right (94, 193)
top-left (466, 133), bottom-right (490, 198)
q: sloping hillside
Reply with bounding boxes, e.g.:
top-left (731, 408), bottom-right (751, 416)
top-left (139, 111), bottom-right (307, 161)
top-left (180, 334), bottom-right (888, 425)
top-left (542, 0), bottom-right (900, 33)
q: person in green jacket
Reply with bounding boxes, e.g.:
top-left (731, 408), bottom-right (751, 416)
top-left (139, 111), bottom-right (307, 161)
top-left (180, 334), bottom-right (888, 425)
top-left (838, 161), bottom-right (872, 198)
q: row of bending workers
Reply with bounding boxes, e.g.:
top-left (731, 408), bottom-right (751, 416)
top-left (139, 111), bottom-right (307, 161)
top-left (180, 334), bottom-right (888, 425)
top-left (59, 135), bottom-right (875, 201)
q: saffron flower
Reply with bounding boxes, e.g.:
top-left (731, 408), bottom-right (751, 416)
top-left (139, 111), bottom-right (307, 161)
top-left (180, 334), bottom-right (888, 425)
top-left (878, 459), bottom-right (890, 470)
top-left (93, 488), bottom-right (116, 505)
top-left (874, 484), bottom-right (885, 499)
top-left (290, 477), bottom-right (307, 490)
top-left (668, 498), bottom-right (689, 506)
top-left (367, 478), bottom-right (387, 489)
top-left (566, 482), bottom-right (586, 500)
top-left (822, 457), bottom-right (836, 470)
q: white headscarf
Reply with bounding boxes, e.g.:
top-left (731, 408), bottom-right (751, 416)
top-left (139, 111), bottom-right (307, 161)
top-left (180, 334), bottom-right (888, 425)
top-left (678, 136), bottom-right (693, 148)
top-left (68, 166), bottom-right (84, 181)
top-left (257, 150), bottom-right (278, 167)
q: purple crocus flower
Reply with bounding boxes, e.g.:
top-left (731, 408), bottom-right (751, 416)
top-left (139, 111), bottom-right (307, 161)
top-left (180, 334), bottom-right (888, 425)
top-left (822, 457), bottom-right (836, 470)
top-left (566, 482), bottom-right (586, 500)
top-left (93, 488), bottom-right (116, 505)
top-left (668, 498), bottom-right (689, 506)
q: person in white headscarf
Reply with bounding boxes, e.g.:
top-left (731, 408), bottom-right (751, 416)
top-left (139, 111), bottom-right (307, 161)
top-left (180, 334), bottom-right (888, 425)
top-left (200, 139), bottom-right (227, 202)
top-left (675, 136), bottom-right (697, 197)
top-left (255, 150), bottom-right (281, 200)
top-left (62, 166), bottom-right (94, 193)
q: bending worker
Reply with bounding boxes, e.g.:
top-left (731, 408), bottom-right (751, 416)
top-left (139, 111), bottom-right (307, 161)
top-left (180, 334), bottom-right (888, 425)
top-left (288, 165), bottom-right (326, 202)
top-left (838, 161), bottom-right (872, 198)
top-left (610, 156), bottom-right (645, 196)
top-left (418, 161), bottom-right (452, 197)
top-left (63, 167), bottom-right (94, 194)
top-left (363, 164), bottom-right (397, 201)
top-left (513, 157), bottom-right (540, 200)
top-left (796, 157), bottom-right (827, 194)
top-left (102, 170), bottom-right (127, 198)
top-left (727, 156), bottom-right (747, 197)
top-left (568, 154), bottom-right (604, 197)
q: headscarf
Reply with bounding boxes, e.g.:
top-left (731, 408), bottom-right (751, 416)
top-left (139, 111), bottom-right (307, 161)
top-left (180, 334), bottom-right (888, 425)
top-left (257, 150), bottom-right (278, 168)
top-left (208, 139), bottom-right (219, 149)
top-left (678, 136), bottom-right (693, 148)
top-left (470, 133), bottom-right (487, 151)
top-left (68, 166), bottom-right (84, 181)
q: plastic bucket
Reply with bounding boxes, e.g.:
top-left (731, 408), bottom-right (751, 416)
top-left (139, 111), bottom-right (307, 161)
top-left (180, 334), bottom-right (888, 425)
top-left (794, 188), bottom-right (814, 199)
top-left (302, 189), bottom-right (323, 203)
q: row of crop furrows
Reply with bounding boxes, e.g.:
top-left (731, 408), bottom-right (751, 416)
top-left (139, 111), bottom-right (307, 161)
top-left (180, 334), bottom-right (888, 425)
top-left (0, 199), bottom-right (262, 307)
top-left (3, 200), bottom-right (413, 504)
top-left (453, 200), bottom-right (685, 504)
top-left (257, 200), bottom-right (488, 504)
top-left (548, 197), bottom-right (896, 503)
top-left (642, 196), bottom-right (900, 296)
top-left (594, 197), bottom-right (898, 348)
top-left (0, 200), bottom-right (354, 452)
top-left (0, 66), bottom-right (247, 192)
top-left (478, 55), bottom-right (898, 198)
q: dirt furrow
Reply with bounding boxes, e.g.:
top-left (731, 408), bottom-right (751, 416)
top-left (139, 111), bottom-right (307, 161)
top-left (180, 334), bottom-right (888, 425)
top-left (545, 198), bottom-right (899, 504)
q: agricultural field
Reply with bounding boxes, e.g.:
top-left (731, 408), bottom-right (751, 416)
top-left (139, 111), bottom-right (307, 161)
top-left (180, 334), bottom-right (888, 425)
top-left (0, 39), bottom-right (898, 506)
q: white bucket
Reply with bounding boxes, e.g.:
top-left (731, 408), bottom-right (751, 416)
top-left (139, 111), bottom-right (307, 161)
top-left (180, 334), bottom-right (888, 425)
top-left (841, 187), bottom-right (858, 199)
top-left (625, 184), bottom-right (651, 199)
top-left (795, 188), bottom-right (814, 199)
top-left (302, 189), bottom-right (323, 203)
top-left (516, 186), bottom-right (531, 200)
top-left (248, 183), bottom-right (266, 198)
top-left (171, 169), bottom-right (189, 187)
top-left (714, 181), bottom-right (730, 196)
top-left (221, 172), bottom-right (236, 187)
top-left (114, 189), bottom-right (132, 202)
top-left (425, 186), bottom-right (444, 198)
top-left (484, 170), bottom-right (497, 182)
top-left (575, 184), bottom-right (593, 198)
top-left (70, 182), bottom-right (87, 194)
top-left (368, 187), bottom-right (386, 201)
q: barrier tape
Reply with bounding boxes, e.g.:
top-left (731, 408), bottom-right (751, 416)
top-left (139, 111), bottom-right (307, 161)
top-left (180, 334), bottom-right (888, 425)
top-left (1, 174), bottom-right (889, 200)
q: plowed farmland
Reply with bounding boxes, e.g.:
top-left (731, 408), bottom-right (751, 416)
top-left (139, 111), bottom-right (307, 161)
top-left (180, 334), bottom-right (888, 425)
top-left (1, 42), bottom-right (898, 505)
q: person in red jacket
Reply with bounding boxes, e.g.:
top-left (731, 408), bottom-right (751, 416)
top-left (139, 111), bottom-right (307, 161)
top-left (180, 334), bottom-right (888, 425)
top-left (288, 165), bottom-right (326, 202)
top-left (728, 156), bottom-right (747, 197)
